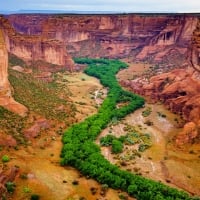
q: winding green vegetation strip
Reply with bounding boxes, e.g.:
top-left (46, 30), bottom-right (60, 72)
top-left (61, 58), bottom-right (199, 200)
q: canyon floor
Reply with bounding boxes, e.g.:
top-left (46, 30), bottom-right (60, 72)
top-left (117, 62), bottom-right (200, 195)
top-left (0, 60), bottom-right (200, 199)
top-left (1, 62), bottom-right (134, 200)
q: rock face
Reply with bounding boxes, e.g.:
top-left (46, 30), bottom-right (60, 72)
top-left (118, 18), bottom-right (200, 145)
top-left (0, 28), bottom-right (28, 116)
top-left (0, 132), bottom-right (17, 147)
top-left (0, 29), bottom-right (10, 96)
top-left (0, 16), bottom-right (74, 71)
top-left (7, 14), bottom-right (199, 65)
top-left (24, 118), bottom-right (50, 139)
top-left (0, 166), bottom-right (19, 197)
top-left (176, 121), bottom-right (200, 145)
top-left (0, 15), bottom-right (75, 115)
top-left (121, 67), bottom-right (200, 145)
top-left (124, 68), bottom-right (200, 121)
top-left (190, 17), bottom-right (200, 72)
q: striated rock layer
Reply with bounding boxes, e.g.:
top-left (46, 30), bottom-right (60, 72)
top-left (120, 18), bottom-right (200, 145)
top-left (121, 67), bottom-right (200, 145)
top-left (7, 14), bottom-right (199, 66)
top-left (0, 16), bottom-right (74, 71)
top-left (190, 16), bottom-right (200, 72)
top-left (0, 15), bottom-right (75, 115)
top-left (0, 28), bottom-right (28, 116)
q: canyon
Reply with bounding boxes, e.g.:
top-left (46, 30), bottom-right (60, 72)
top-left (0, 13), bottom-right (200, 199)
top-left (2, 13), bottom-right (200, 143)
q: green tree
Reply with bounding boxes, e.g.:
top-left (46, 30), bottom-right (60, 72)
top-left (111, 139), bottom-right (123, 154)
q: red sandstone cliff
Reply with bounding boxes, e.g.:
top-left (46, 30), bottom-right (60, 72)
top-left (122, 68), bottom-right (200, 122)
top-left (121, 67), bottom-right (200, 145)
top-left (7, 14), bottom-right (199, 66)
top-left (0, 16), bottom-right (74, 71)
top-left (120, 18), bottom-right (200, 145)
top-left (0, 27), bottom-right (28, 116)
top-left (190, 16), bottom-right (200, 72)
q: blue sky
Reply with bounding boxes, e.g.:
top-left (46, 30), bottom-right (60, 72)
top-left (1, 0), bottom-right (200, 12)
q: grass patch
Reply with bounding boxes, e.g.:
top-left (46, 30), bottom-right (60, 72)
top-left (8, 69), bottom-right (75, 121)
top-left (1, 155), bottom-right (10, 163)
top-left (142, 107), bottom-right (152, 117)
top-left (0, 106), bottom-right (27, 144)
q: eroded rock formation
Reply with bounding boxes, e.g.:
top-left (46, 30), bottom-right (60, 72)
top-left (120, 18), bottom-right (200, 145)
top-left (122, 68), bottom-right (199, 116)
top-left (121, 67), bottom-right (200, 145)
top-left (0, 16), bottom-right (74, 71)
top-left (0, 166), bottom-right (19, 198)
top-left (24, 118), bottom-right (50, 139)
top-left (7, 14), bottom-right (199, 66)
top-left (0, 28), bottom-right (28, 116)
top-left (190, 16), bottom-right (200, 72)
top-left (0, 14), bottom-right (75, 115)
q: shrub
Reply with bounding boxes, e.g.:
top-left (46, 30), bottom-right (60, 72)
top-left (112, 139), bottom-right (123, 154)
top-left (5, 182), bottom-right (16, 193)
top-left (138, 144), bottom-right (150, 152)
top-left (144, 120), bottom-right (154, 126)
top-left (142, 107), bottom-right (152, 117)
top-left (23, 186), bottom-right (32, 193)
top-left (30, 194), bottom-right (40, 200)
top-left (2, 155), bottom-right (10, 163)
top-left (100, 134), bottom-right (115, 146)
top-left (157, 111), bottom-right (166, 118)
top-left (20, 173), bottom-right (28, 179)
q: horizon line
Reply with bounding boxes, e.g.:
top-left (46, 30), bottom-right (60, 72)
top-left (1, 9), bottom-right (200, 15)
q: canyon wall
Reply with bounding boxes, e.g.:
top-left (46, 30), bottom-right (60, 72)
top-left (0, 16), bottom-right (74, 71)
top-left (190, 16), bottom-right (200, 71)
top-left (7, 14), bottom-right (199, 66)
top-left (120, 18), bottom-right (200, 145)
top-left (0, 28), bottom-right (9, 95)
top-left (0, 15), bottom-right (75, 116)
top-left (0, 27), bottom-right (28, 116)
